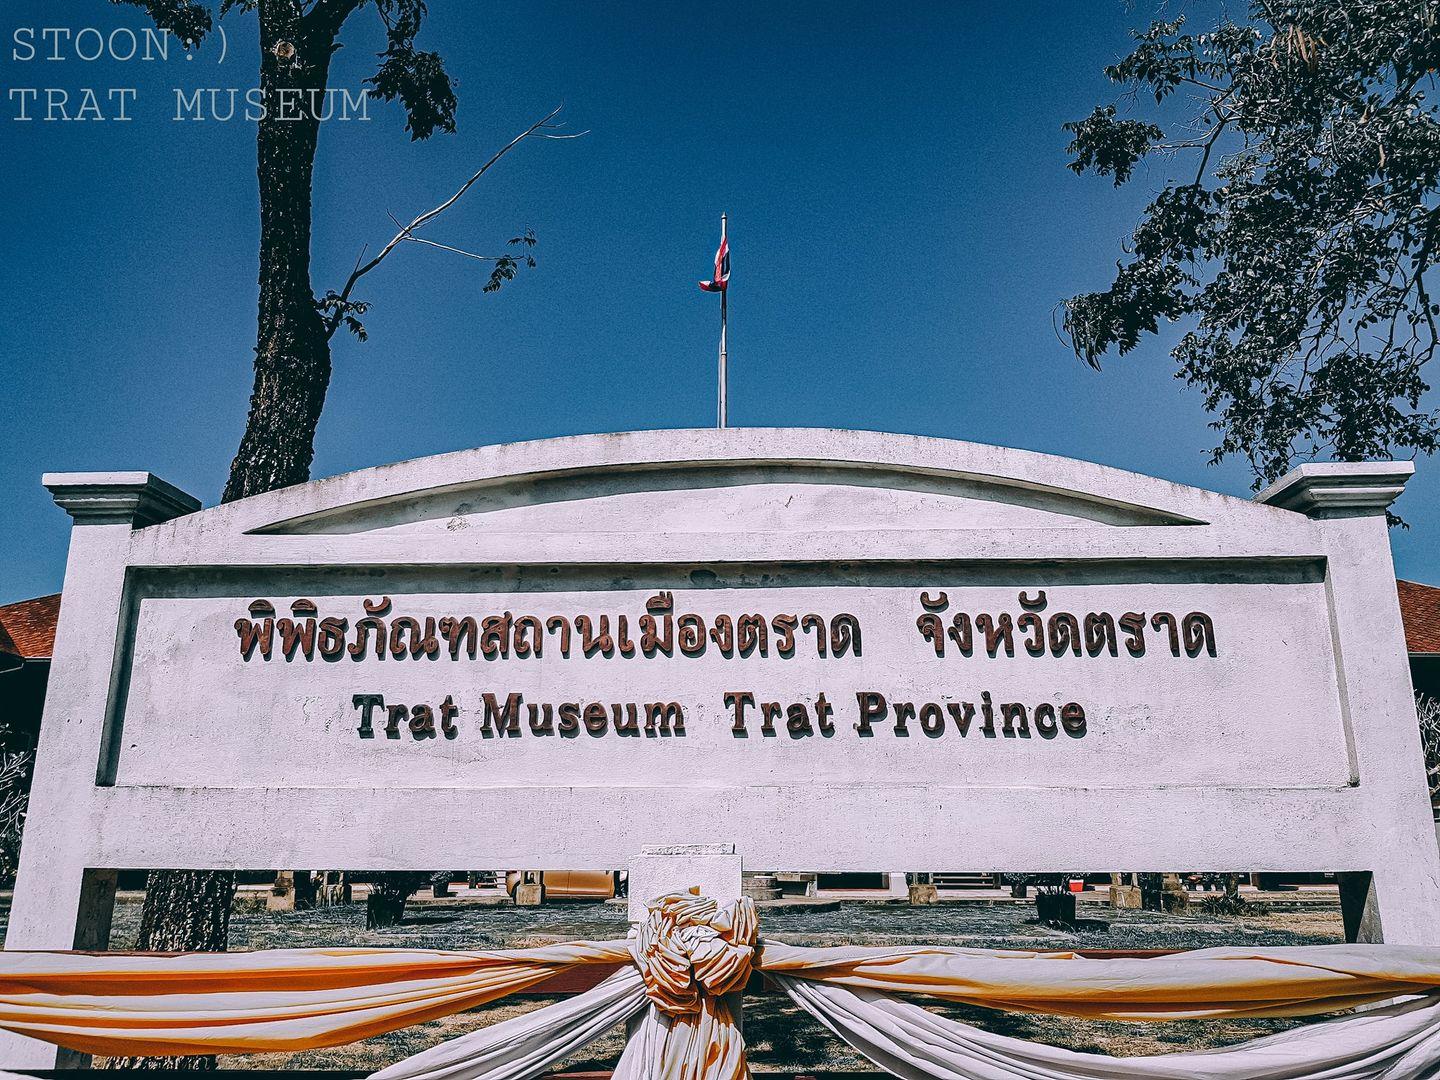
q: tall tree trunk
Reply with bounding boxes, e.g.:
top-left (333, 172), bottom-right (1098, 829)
top-left (224, 0), bottom-right (336, 503)
top-left (102, 873), bottom-right (236, 1071)
top-left (110, 4), bottom-right (339, 1070)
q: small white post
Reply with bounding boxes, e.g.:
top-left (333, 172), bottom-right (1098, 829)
top-left (626, 845), bottom-right (745, 1039)
top-left (627, 843), bottom-right (742, 922)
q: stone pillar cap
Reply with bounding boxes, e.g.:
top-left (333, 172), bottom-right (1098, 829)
top-left (1254, 461), bottom-right (1414, 517)
top-left (43, 472), bottom-right (201, 527)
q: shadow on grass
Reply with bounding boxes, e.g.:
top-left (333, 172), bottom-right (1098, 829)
top-left (396, 914), bottom-right (461, 927)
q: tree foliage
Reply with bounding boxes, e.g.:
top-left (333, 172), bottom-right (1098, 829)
top-left (115, 0), bottom-right (457, 140)
top-left (106, 0), bottom-right (549, 514)
top-left (0, 745), bottom-right (33, 885)
top-left (113, 0), bottom-right (213, 47)
top-left (485, 229), bottom-right (538, 293)
top-left (1064, 2), bottom-right (1440, 491)
top-left (367, 1), bottom-right (457, 140)
top-left (1417, 692), bottom-right (1440, 802)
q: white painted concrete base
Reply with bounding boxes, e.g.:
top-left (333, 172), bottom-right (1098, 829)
top-left (627, 844), bottom-right (743, 922)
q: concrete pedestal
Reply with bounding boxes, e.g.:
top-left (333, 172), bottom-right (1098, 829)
top-left (741, 872), bottom-right (781, 901)
top-left (267, 871), bottom-right (318, 912)
top-left (625, 845), bottom-right (745, 1040)
top-left (1161, 873), bottom-right (1190, 913)
top-left (1110, 885), bottom-right (1142, 909)
top-left (908, 884), bottom-right (939, 905)
top-left (628, 844), bottom-right (743, 921)
top-left (513, 883), bottom-right (545, 906)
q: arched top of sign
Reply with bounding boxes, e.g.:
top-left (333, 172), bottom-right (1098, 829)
top-left (174, 429), bottom-right (1294, 540)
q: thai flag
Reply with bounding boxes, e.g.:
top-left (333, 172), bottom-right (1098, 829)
top-left (698, 233), bottom-right (730, 292)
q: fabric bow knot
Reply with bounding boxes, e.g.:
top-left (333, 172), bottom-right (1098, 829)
top-left (629, 888), bottom-right (758, 1016)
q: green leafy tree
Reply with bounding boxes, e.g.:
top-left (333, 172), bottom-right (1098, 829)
top-left (90, 3), bottom-right (574, 1067)
top-left (1063, 2), bottom-right (1440, 493)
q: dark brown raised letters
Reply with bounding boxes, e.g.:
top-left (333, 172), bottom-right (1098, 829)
top-left (913, 591), bottom-right (1217, 660)
top-left (348, 689), bottom-right (1087, 742)
top-left (259, 588), bottom-right (1205, 758)
top-left (237, 592), bottom-right (866, 663)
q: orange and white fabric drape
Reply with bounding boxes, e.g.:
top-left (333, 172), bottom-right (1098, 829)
top-left (0, 941), bottom-right (632, 1056)
top-left (3, 891), bottom-right (1440, 1079)
top-left (777, 977), bottom-right (1440, 1080)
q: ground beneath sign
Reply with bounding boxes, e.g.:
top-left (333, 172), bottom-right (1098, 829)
top-left (21, 893), bottom-right (1346, 1072)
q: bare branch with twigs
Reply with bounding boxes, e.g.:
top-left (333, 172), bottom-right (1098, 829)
top-left (1417, 693), bottom-right (1440, 805)
top-left (321, 104), bottom-right (586, 340)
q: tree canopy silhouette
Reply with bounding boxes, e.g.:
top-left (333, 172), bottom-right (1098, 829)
top-left (1064, 1), bottom-right (1440, 496)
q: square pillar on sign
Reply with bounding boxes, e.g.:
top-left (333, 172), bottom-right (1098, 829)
top-left (1257, 461), bottom-right (1440, 944)
top-left (0, 473), bottom-right (200, 1071)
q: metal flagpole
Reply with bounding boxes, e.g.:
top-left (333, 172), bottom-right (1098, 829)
top-left (718, 213), bottom-right (728, 429)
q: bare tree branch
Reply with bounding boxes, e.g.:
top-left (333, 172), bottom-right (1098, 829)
top-left (401, 234), bottom-right (504, 261)
top-left (323, 104), bottom-right (577, 339)
top-left (1417, 693), bottom-right (1440, 803)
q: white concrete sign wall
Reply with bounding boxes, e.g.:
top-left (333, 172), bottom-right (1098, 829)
top-left (6, 430), bottom-right (1438, 1003)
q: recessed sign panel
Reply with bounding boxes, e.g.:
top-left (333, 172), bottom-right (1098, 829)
top-left (111, 569), bottom-right (1348, 791)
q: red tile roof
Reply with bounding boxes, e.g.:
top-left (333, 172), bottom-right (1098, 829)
top-left (1399, 580), bottom-right (1440, 655)
top-left (0, 594), bottom-right (60, 661)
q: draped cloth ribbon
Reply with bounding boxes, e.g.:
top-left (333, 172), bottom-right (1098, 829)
top-left (0, 941), bottom-right (631, 1056)
top-left (757, 942), bottom-right (1440, 1019)
top-left (776, 977), bottom-right (1440, 1080)
top-left (3, 893), bottom-right (1440, 1078)
top-left (366, 885), bottom-right (762, 1080)
top-left (614, 889), bottom-right (758, 1080)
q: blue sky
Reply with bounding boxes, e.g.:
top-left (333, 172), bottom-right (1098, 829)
top-left (2, 0), bottom-right (1437, 604)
